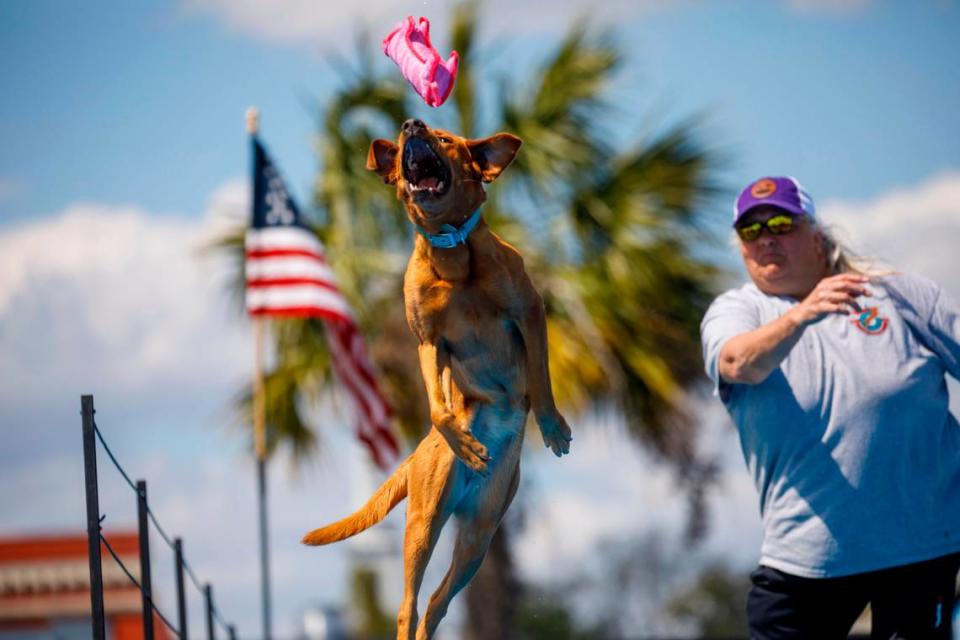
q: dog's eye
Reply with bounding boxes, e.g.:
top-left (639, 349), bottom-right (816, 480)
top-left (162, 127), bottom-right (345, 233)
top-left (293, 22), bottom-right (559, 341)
top-left (437, 136), bottom-right (451, 144)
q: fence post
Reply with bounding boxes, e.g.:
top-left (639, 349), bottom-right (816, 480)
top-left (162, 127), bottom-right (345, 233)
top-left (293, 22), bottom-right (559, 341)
top-left (228, 624), bottom-right (237, 640)
top-left (174, 538), bottom-right (189, 640)
top-left (205, 584), bottom-right (216, 640)
top-left (137, 480), bottom-right (155, 640)
top-left (81, 395), bottom-right (106, 640)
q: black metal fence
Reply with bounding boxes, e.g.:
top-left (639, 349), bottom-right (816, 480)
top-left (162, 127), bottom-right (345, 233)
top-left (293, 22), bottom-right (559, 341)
top-left (81, 394), bottom-right (239, 640)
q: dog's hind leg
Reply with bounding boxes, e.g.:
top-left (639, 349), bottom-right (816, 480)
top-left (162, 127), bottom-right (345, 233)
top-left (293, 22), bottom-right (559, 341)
top-left (397, 436), bottom-right (460, 640)
top-left (416, 454), bottom-right (521, 640)
top-left (398, 521), bottom-right (443, 640)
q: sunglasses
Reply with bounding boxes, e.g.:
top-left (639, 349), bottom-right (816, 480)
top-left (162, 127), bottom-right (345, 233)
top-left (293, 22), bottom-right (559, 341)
top-left (735, 214), bottom-right (798, 242)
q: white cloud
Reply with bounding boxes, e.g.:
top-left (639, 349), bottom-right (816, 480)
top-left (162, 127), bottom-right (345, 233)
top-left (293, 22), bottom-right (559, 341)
top-left (0, 193), bottom-right (250, 408)
top-left (819, 170), bottom-right (960, 302)
top-left (201, 179), bottom-right (250, 231)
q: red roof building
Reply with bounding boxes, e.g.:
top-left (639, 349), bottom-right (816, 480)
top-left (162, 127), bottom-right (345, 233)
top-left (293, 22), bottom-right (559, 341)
top-left (0, 532), bottom-right (171, 640)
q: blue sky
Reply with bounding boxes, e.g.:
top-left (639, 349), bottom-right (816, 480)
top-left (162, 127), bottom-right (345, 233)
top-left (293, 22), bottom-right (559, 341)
top-left (0, 0), bottom-right (321, 222)
top-left (2, 1), bottom-right (959, 638)
top-left (630, 1), bottom-right (960, 196)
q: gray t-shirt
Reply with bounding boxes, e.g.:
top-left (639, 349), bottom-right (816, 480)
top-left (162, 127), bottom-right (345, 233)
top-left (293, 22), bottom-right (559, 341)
top-left (701, 272), bottom-right (960, 578)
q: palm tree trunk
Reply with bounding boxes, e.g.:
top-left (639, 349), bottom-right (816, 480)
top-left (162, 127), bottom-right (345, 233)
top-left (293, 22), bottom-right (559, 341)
top-left (462, 524), bottom-right (521, 640)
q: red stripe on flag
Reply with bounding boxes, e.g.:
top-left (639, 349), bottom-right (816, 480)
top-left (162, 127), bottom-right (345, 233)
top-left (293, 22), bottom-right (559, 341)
top-left (356, 430), bottom-right (387, 470)
top-left (248, 307), bottom-right (353, 323)
top-left (328, 334), bottom-right (393, 433)
top-left (331, 357), bottom-right (398, 466)
top-left (353, 405), bottom-right (400, 463)
top-left (327, 324), bottom-right (400, 464)
top-left (329, 321), bottom-right (383, 397)
top-left (246, 278), bottom-right (341, 290)
top-left (245, 248), bottom-right (327, 261)
top-left (328, 327), bottom-right (385, 414)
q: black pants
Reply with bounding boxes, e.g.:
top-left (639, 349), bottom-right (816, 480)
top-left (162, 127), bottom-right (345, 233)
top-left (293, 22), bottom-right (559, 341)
top-left (747, 553), bottom-right (960, 639)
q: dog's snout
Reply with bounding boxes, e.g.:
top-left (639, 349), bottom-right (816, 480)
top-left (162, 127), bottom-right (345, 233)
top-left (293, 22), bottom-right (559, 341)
top-left (402, 118), bottom-right (426, 135)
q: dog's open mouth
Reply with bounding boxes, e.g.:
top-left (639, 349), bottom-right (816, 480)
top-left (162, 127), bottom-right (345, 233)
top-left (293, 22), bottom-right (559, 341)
top-left (402, 137), bottom-right (450, 198)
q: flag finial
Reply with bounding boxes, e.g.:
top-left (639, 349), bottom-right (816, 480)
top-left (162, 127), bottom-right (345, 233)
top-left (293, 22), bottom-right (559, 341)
top-left (246, 106), bottom-right (260, 136)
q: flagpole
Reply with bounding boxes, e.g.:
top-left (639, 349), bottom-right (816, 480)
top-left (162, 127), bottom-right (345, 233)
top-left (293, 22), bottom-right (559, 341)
top-left (247, 106), bottom-right (273, 640)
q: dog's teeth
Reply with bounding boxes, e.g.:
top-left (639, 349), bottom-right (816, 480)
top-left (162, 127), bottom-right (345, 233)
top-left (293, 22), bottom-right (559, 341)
top-left (437, 181), bottom-right (445, 191)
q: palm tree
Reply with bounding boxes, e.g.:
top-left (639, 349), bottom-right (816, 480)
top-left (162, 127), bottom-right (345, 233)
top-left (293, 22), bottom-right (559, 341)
top-left (211, 2), bottom-right (725, 636)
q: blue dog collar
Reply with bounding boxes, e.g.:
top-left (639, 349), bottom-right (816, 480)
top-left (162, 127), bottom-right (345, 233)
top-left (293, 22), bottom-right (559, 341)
top-left (415, 208), bottom-right (483, 249)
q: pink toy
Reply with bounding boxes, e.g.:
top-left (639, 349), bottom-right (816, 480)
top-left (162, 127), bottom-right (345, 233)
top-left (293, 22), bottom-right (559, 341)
top-left (382, 16), bottom-right (459, 108)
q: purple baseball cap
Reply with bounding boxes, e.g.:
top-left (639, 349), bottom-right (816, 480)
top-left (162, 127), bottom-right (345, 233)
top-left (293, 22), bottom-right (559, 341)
top-left (733, 176), bottom-right (816, 226)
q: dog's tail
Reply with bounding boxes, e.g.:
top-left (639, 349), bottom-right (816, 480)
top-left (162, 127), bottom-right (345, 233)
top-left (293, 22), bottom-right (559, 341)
top-left (301, 457), bottom-right (410, 546)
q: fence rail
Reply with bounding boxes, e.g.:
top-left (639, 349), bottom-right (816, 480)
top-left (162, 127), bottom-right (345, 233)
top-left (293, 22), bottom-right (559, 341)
top-left (81, 394), bottom-right (239, 640)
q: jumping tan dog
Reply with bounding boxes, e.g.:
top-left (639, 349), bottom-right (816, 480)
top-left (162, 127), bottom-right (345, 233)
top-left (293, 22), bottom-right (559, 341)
top-left (302, 119), bottom-right (572, 640)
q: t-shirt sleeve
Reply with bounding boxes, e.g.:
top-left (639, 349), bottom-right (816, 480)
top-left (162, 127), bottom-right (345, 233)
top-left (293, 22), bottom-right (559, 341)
top-left (885, 273), bottom-right (960, 381)
top-left (928, 284), bottom-right (960, 380)
top-left (700, 289), bottom-right (762, 397)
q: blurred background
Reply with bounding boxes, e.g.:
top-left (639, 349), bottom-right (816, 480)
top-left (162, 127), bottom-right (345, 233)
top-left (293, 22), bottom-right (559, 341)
top-left (1, 1), bottom-right (958, 638)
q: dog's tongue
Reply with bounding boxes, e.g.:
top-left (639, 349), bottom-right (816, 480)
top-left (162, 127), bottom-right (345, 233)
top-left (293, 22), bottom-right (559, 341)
top-left (419, 176), bottom-right (439, 189)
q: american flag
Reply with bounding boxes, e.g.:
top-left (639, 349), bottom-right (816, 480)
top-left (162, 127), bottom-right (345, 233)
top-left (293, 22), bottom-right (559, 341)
top-left (245, 137), bottom-right (400, 469)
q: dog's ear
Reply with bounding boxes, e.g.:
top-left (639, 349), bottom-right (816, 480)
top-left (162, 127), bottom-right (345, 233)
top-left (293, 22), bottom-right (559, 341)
top-left (366, 139), bottom-right (399, 184)
top-left (466, 134), bottom-right (522, 183)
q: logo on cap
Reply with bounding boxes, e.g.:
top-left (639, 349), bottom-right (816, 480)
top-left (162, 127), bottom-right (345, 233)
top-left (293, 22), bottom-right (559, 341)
top-left (751, 179), bottom-right (777, 199)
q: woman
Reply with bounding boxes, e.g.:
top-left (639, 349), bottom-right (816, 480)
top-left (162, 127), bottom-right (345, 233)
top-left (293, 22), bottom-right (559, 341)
top-left (700, 176), bottom-right (960, 639)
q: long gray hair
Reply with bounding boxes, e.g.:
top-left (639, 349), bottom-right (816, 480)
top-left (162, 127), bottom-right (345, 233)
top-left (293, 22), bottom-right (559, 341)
top-left (815, 220), bottom-right (895, 278)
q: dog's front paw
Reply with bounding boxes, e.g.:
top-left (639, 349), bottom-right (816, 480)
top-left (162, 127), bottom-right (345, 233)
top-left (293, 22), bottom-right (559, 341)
top-left (455, 435), bottom-right (492, 475)
top-left (537, 412), bottom-right (572, 458)
top-left (437, 422), bottom-right (491, 474)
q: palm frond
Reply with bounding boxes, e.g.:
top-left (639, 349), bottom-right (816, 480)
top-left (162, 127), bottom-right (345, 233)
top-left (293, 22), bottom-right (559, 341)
top-left (501, 27), bottom-right (618, 193)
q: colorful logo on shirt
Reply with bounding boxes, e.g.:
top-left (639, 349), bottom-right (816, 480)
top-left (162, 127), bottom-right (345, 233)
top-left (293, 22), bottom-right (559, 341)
top-left (852, 307), bottom-right (888, 335)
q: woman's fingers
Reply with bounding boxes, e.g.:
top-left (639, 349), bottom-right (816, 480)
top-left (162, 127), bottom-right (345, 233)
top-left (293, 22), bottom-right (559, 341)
top-left (810, 284), bottom-right (869, 317)
top-left (819, 276), bottom-right (872, 301)
top-left (798, 274), bottom-right (873, 325)
top-left (823, 290), bottom-right (855, 304)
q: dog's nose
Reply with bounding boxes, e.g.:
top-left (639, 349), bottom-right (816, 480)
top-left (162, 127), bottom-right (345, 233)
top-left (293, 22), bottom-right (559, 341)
top-left (402, 118), bottom-right (426, 135)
